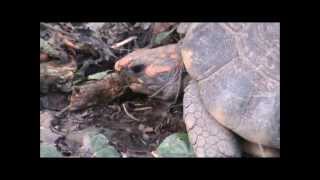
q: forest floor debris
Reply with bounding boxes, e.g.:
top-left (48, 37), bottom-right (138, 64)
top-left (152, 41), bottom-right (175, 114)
top-left (40, 22), bottom-right (187, 157)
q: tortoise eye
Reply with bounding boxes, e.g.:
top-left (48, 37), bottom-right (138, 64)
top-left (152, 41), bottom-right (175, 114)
top-left (130, 64), bottom-right (145, 74)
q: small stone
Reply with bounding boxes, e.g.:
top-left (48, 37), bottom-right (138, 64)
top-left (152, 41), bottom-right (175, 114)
top-left (138, 124), bottom-right (145, 131)
top-left (142, 133), bottom-right (149, 140)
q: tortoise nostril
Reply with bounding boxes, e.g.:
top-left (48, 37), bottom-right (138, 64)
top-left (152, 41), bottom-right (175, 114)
top-left (130, 64), bottom-right (146, 74)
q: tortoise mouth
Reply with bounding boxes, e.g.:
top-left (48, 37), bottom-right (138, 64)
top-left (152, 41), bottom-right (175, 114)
top-left (119, 70), bottom-right (138, 84)
top-left (118, 70), bottom-right (150, 94)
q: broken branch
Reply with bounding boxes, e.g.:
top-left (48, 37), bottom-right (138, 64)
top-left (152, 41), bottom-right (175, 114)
top-left (111, 36), bottom-right (137, 49)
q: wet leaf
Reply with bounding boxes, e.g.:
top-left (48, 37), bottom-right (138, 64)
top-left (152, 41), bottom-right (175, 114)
top-left (87, 133), bottom-right (121, 157)
top-left (156, 132), bottom-right (195, 157)
top-left (90, 133), bottom-right (109, 152)
top-left (153, 28), bottom-right (175, 45)
top-left (94, 146), bottom-right (121, 157)
top-left (40, 144), bottom-right (63, 157)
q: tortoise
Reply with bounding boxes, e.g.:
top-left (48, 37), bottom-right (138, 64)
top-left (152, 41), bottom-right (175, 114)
top-left (114, 23), bottom-right (280, 157)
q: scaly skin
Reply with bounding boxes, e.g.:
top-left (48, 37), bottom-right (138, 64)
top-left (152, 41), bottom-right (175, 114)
top-left (183, 81), bottom-right (241, 157)
top-left (181, 23), bottom-right (280, 149)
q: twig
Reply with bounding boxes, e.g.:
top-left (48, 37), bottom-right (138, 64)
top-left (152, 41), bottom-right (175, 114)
top-left (122, 103), bottom-right (139, 121)
top-left (111, 36), bottom-right (137, 49)
top-left (140, 138), bottom-right (147, 145)
top-left (151, 151), bottom-right (160, 158)
top-left (133, 107), bottom-right (153, 111)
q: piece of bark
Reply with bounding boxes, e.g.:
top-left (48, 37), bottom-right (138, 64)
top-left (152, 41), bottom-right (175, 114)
top-left (69, 72), bottom-right (125, 111)
top-left (40, 60), bottom-right (76, 94)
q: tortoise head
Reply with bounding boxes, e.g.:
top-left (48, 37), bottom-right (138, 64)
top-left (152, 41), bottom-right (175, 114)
top-left (114, 44), bottom-right (183, 100)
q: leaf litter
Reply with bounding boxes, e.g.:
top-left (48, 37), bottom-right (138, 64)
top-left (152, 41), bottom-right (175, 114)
top-left (40, 22), bottom-right (191, 157)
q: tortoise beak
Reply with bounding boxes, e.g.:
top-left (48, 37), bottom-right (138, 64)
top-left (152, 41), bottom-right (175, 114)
top-left (114, 61), bottom-right (123, 71)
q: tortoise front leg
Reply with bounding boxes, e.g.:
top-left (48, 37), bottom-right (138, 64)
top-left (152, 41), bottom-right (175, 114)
top-left (183, 81), bottom-right (241, 157)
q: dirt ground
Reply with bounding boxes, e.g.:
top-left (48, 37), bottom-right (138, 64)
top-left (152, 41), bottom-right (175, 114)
top-left (40, 22), bottom-right (187, 157)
